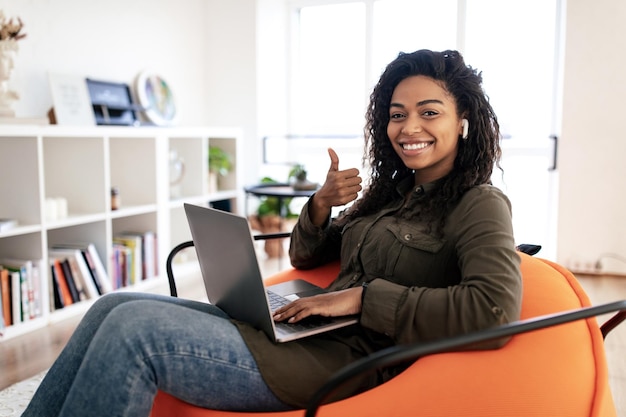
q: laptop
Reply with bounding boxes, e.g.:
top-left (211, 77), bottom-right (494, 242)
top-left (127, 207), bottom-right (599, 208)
top-left (184, 203), bottom-right (358, 343)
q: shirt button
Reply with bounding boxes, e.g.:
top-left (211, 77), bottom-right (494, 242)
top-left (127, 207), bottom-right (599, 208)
top-left (415, 186), bottom-right (423, 194)
top-left (404, 233), bottom-right (411, 241)
top-left (350, 274), bottom-right (358, 282)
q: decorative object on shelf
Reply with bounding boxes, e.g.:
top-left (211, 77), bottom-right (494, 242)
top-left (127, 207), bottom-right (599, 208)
top-left (0, 10), bottom-right (26, 119)
top-left (169, 149), bottom-right (185, 199)
top-left (208, 146), bottom-right (232, 193)
top-left (44, 197), bottom-right (68, 221)
top-left (48, 73), bottom-right (96, 125)
top-left (0, 218), bottom-right (17, 232)
top-left (288, 164), bottom-right (319, 191)
top-left (110, 187), bottom-right (120, 210)
top-left (134, 70), bottom-right (178, 126)
top-left (86, 78), bottom-right (142, 126)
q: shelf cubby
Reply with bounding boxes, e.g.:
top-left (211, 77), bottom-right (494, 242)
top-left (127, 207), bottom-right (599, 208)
top-left (0, 125), bottom-right (242, 340)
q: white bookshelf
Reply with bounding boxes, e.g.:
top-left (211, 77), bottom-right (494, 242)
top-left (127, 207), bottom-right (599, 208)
top-left (0, 125), bottom-right (242, 340)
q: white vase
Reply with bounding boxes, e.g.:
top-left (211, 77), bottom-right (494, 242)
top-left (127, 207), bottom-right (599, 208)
top-left (0, 40), bottom-right (19, 118)
top-left (208, 172), bottom-right (219, 194)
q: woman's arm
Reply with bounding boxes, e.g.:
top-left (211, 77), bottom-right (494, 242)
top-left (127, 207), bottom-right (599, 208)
top-left (289, 148), bottom-right (362, 269)
top-left (288, 198), bottom-right (343, 269)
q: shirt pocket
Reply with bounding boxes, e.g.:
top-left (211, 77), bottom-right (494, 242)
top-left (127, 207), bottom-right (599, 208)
top-left (384, 222), bottom-right (445, 282)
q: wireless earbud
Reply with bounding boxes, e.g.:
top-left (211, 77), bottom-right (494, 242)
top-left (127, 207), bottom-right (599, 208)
top-left (461, 119), bottom-right (469, 139)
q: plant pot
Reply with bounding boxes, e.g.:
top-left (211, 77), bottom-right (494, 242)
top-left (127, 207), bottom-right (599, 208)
top-left (207, 171), bottom-right (219, 194)
top-left (248, 214), bottom-right (285, 258)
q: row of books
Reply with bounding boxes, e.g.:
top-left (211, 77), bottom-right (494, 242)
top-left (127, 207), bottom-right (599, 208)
top-left (1, 243), bottom-right (111, 330)
top-left (49, 232), bottom-right (158, 310)
top-left (111, 231), bottom-right (158, 290)
top-left (48, 243), bottom-right (113, 311)
top-left (1, 233), bottom-right (158, 330)
top-left (1, 258), bottom-right (44, 332)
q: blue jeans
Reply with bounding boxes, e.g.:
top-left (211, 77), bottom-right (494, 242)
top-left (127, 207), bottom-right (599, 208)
top-left (22, 292), bottom-right (293, 416)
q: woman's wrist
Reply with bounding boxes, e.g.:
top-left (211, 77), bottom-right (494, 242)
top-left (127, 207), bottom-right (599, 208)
top-left (308, 195), bottom-right (332, 226)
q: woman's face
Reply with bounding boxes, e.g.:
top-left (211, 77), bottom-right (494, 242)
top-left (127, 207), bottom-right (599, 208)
top-left (387, 75), bottom-right (464, 184)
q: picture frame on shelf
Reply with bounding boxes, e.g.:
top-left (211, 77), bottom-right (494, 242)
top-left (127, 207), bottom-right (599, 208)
top-left (48, 72), bottom-right (96, 126)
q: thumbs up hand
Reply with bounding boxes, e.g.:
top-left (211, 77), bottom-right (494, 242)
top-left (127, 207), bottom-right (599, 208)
top-left (309, 148), bottom-right (362, 226)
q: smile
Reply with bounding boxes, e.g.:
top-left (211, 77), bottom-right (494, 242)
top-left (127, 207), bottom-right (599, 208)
top-left (402, 142), bottom-right (432, 150)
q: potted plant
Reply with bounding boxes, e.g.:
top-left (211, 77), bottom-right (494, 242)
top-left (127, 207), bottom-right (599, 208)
top-left (249, 177), bottom-right (296, 258)
top-left (288, 164), bottom-right (318, 191)
top-left (207, 146), bottom-right (232, 192)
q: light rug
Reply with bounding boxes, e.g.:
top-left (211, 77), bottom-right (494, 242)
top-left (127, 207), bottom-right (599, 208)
top-left (0, 371), bottom-right (46, 417)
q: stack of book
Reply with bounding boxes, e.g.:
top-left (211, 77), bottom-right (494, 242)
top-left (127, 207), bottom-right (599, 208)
top-left (1, 234), bottom-right (159, 329)
top-left (47, 243), bottom-right (112, 311)
top-left (1, 258), bottom-right (45, 329)
top-left (111, 231), bottom-right (157, 290)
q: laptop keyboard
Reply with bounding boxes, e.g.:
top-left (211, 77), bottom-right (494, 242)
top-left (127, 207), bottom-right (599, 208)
top-left (267, 289), bottom-right (291, 311)
top-left (266, 289), bottom-right (335, 332)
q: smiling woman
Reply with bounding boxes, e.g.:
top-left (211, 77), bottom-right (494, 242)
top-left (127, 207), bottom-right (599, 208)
top-left (387, 76), bottom-right (464, 184)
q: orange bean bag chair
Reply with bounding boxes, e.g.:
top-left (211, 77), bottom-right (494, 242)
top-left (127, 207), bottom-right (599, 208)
top-left (150, 253), bottom-right (620, 417)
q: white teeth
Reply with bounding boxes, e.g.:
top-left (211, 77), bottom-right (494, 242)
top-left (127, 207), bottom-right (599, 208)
top-left (402, 142), bottom-right (430, 150)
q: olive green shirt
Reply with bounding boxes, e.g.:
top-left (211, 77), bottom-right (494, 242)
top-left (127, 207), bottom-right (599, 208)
top-left (234, 177), bottom-right (522, 408)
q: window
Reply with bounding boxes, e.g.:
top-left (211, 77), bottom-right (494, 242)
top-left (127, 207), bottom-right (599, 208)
top-left (371, 0), bottom-right (457, 87)
top-left (464, 0), bottom-right (559, 139)
top-left (288, 0), bottom-right (560, 140)
top-left (290, 2), bottom-right (366, 135)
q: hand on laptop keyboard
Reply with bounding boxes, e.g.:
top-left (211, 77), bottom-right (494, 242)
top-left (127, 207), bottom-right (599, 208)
top-left (272, 287), bottom-right (363, 324)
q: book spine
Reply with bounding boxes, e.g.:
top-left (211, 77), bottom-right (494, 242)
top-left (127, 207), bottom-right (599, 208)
top-left (49, 263), bottom-right (64, 310)
top-left (0, 286), bottom-right (3, 333)
top-left (142, 231), bottom-right (156, 280)
top-left (59, 258), bottom-right (80, 303)
top-left (1, 268), bottom-right (11, 326)
top-left (64, 256), bottom-right (87, 301)
top-left (52, 259), bottom-right (74, 307)
top-left (11, 271), bottom-right (21, 324)
top-left (87, 244), bottom-right (113, 293)
top-left (30, 261), bottom-right (43, 318)
top-left (79, 250), bottom-right (103, 295)
top-left (20, 264), bottom-right (31, 321)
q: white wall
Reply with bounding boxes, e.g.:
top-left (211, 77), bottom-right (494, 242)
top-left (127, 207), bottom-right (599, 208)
top-left (2, 0), bottom-right (208, 123)
top-left (201, 0), bottom-right (259, 186)
top-left (0, 0), bottom-right (260, 185)
top-left (558, 0), bottom-right (626, 273)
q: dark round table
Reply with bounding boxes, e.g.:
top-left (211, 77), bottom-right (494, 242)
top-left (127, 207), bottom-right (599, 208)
top-left (244, 183), bottom-right (318, 217)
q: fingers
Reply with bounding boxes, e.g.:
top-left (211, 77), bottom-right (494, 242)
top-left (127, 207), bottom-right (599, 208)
top-left (273, 302), bottom-right (309, 323)
top-left (328, 148), bottom-right (339, 172)
top-left (272, 289), bottom-right (362, 323)
top-left (310, 148), bottom-right (362, 218)
top-left (273, 297), bottom-right (322, 323)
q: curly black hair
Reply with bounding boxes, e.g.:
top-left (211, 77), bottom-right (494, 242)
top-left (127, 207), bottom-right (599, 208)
top-left (343, 49), bottom-right (502, 234)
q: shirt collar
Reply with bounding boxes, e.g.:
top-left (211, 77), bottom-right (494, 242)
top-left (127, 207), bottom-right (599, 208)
top-left (396, 175), bottom-right (443, 197)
